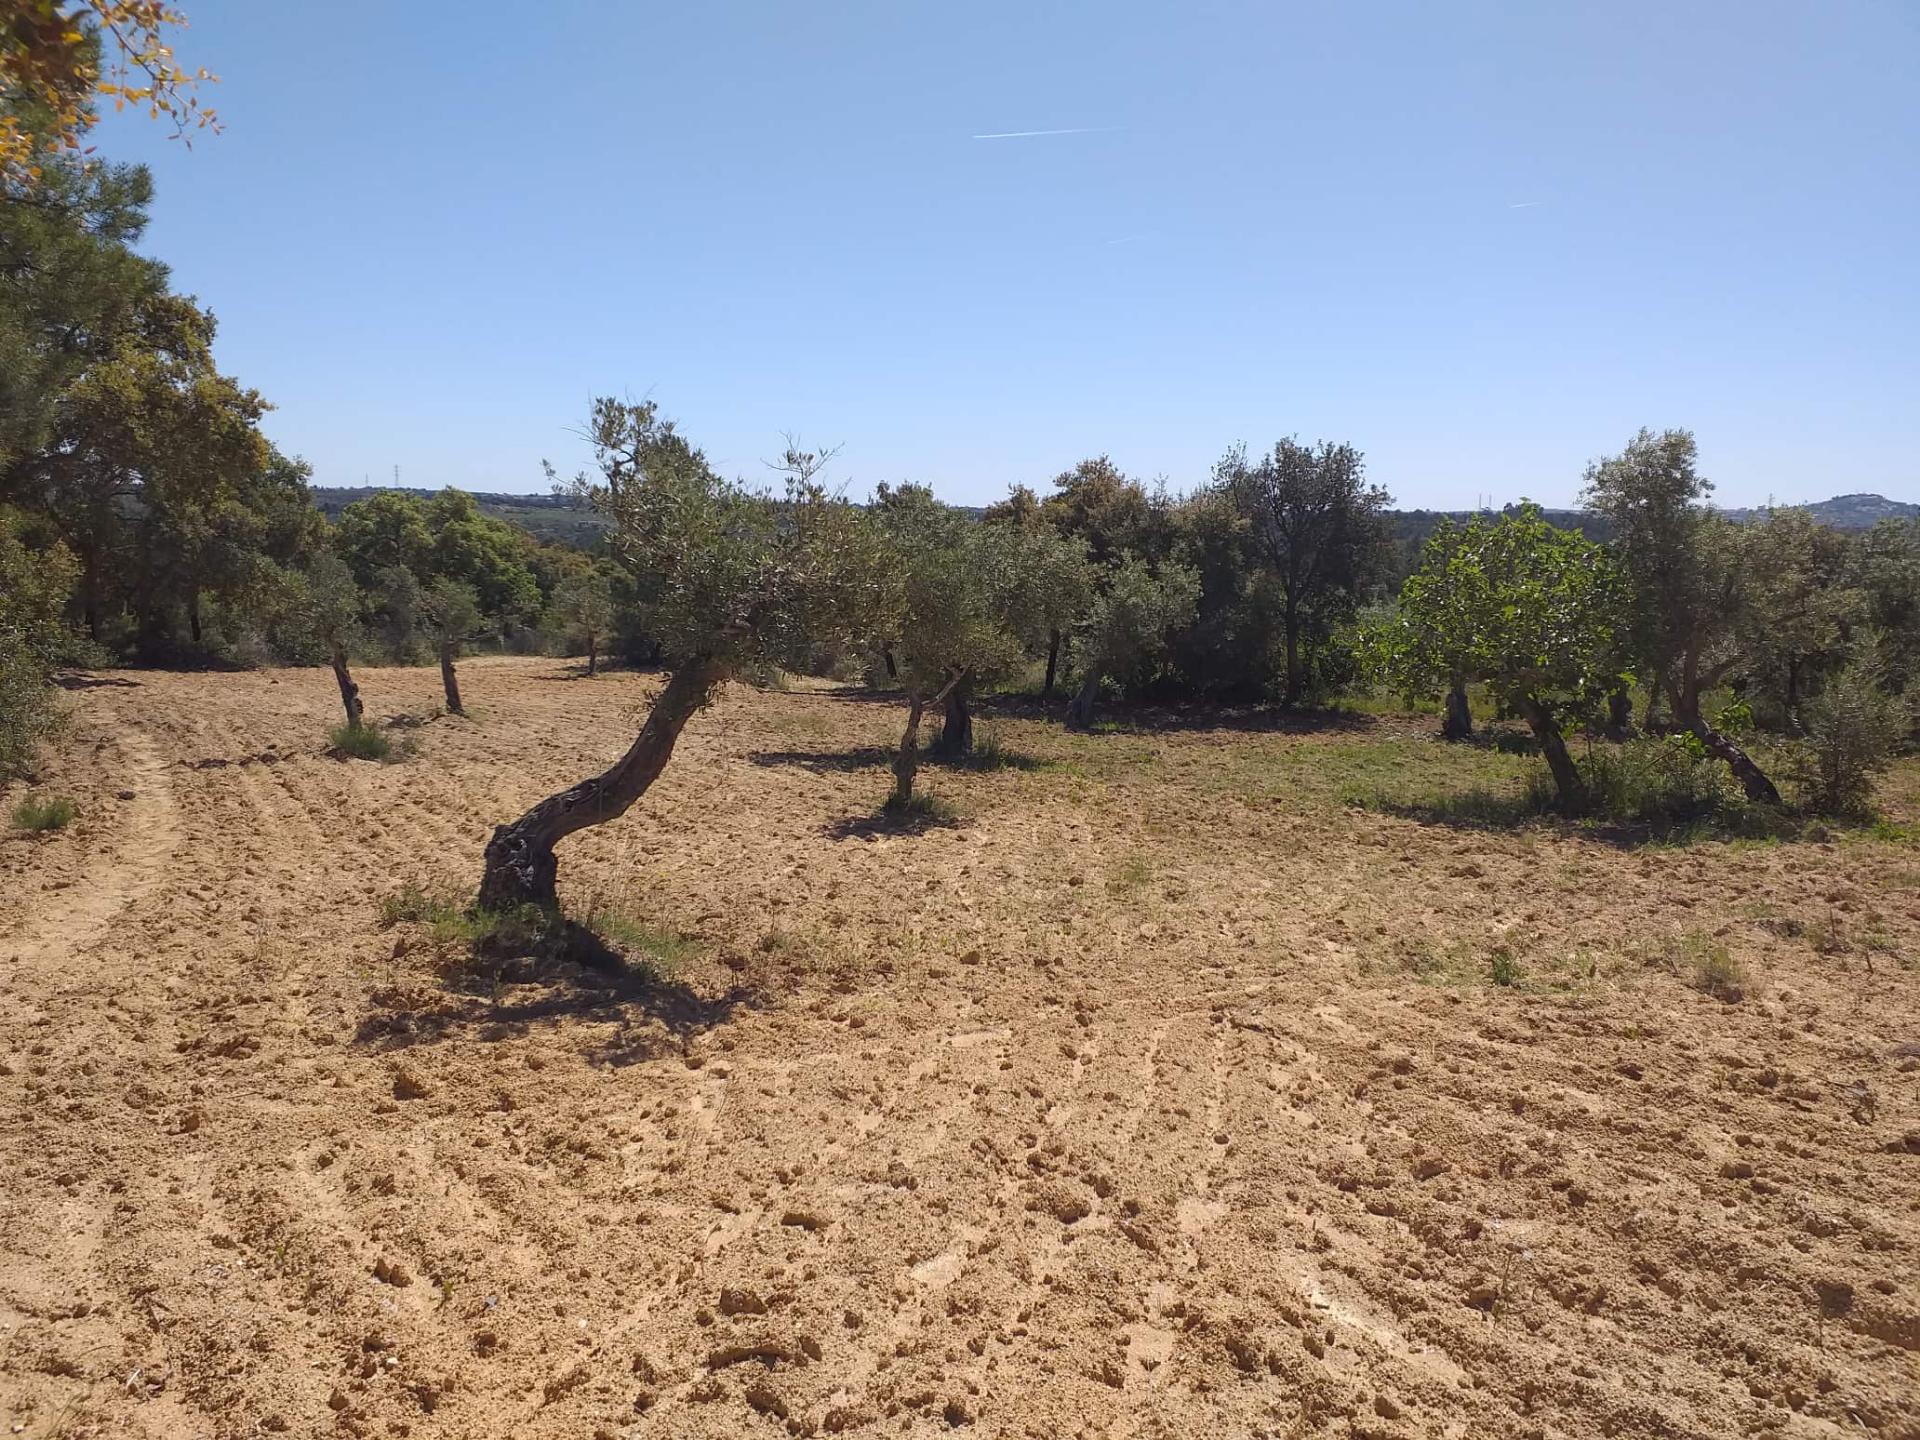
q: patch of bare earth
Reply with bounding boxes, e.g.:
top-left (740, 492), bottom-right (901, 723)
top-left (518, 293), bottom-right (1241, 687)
top-left (2, 657), bottom-right (1916, 1439)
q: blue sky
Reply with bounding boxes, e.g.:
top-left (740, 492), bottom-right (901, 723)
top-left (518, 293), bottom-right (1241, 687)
top-left (98, 0), bottom-right (1918, 509)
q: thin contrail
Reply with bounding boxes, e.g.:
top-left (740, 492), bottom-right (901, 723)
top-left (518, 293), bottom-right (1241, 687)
top-left (1508, 201), bottom-right (1543, 209)
top-left (971, 126), bottom-right (1118, 140)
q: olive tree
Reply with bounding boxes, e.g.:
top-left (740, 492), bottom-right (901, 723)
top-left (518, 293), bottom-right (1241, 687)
top-left (551, 570), bottom-right (615, 676)
top-left (1066, 554), bottom-right (1201, 729)
top-left (1216, 438), bottom-right (1391, 704)
top-left (1582, 429), bottom-right (1781, 803)
top-left (1381, 505), bottom-right (1624, 811)
top-left (421, 577), bottom-right (481, 716)
top-left (302, 550), bottom-right (366, 729)
top-left (869, 484), bottom-right (1019, 803)
top-left (477, 399), bottom-right (886, 910)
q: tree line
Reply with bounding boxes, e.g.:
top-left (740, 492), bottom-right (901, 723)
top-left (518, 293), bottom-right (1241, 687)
top-left (4, 66), bottom-right (1915, 888)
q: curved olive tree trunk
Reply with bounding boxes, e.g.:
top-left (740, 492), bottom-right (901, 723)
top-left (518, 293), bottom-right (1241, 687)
top-left (329, 640), bottom-right (364, 729)
top-left (931, 670), bottom-right (973, 757)
top-left (1517, 696), bottom-right (1586, 812)
top-left (478, 655), bottom-right (727, 909)
top-left (1680, 705), bottom-right (1781, 805)
top-left (890, 696), bottom-right (927, 807)
top-left (892, 671), bottom-right (965, 807)
top-left (1441, 679), bottom-right (1472, 741)
top-left (439, 636), bottom-right (464, 715)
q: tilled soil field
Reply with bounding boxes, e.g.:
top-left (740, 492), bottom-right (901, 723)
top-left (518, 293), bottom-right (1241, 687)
top-left (3, 658), bottom-right (1917, 1439)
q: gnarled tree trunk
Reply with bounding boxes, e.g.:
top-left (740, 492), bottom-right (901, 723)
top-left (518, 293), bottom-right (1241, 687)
top-left (891, 696), bottom-right (927, 807)
top-left (329, 640), bottom-right (363, 729)
top-left (439, 635), bottom-right (464, 715)
top-left (893, 671), bottom-right (965, 806)
top-left (1042, 629), bottom-right (1060, 698)
top-left (1441, 679), bottom-right (1472, 741)
top-left (1518, 695), bottom-right (1586, 812)
top-left (1067, 669), bottom-right (1100, 730)
top-left (931, 670), bottom-right (973, 757)
top-left (1679, 703), bottom-right (1781, 805)
top-left (478, 654), bottom-right (728, 909)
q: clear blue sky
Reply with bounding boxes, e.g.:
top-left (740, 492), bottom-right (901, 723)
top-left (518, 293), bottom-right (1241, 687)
top-left (98, 0), bottom-right (1918, 509)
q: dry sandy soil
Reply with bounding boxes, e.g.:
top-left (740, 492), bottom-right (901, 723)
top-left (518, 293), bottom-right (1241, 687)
top-left (3, 657), bottom-right (1918, 1440)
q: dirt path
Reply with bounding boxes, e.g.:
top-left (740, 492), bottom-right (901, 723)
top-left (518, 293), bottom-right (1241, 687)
top-left (1, 660), bottom-right (1916, 1440)
top-left (0, 721), bottom-right (180, 965)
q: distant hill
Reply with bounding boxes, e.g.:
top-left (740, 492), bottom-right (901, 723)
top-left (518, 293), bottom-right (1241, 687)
top-left (312, 485), bottom-right (1913, 553)
top-left (1719, 493), bottom-right (1918, 528)
top-left (310, 486), bottom-right (608, 546)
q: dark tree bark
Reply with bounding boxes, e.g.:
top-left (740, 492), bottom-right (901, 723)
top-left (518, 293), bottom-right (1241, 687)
top-left (187, 594), bottom-right (203, 645)
top-left (478, 655), bottom-right (728, 909)
top-left (439, 635), bottom-right (464, 715)
top-left (891, 696), bottom-right (926, 806)
top-left (882, 646), bottom-right (898, 680)
top-left (1607, 687), bottom-right (1632, 739)
top-left (1670, 667), bottom-right (1781, 805)
top-left (1042, 629), bottom-right (1060, 698)
top-left (586, 633), bottom-right (598, 677)
top-left (1680, 705), bottom-right (1781, 805)
top-left (931, 670), bottom-right (973, 758)
top-left (1441, 679), bottom-right (1472, 741)
top-left (893, 671), bottom-right (965, 805)
top-left (1643, 688), bottom-right (1661, 733)
top-left (1517, 695), bottom-right (1586, 812)
top-left (329, 640), bottom-right (364, 729)
top-left (1067, 669), bottom-right (1100, 730)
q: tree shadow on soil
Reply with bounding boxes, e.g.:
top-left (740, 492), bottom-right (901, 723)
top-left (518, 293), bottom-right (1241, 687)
top-left (1370, 793), bottom-right (1812, 852)
top-left (54, 672), bottom-right (142, 689)
top-left (822, 805), bottom-right (966, 841)
top-left (354, 922), bottom-right (760, 1066)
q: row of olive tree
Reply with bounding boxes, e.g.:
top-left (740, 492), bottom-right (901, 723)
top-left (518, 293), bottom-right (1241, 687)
top-left (1377, 430), bottom-right (1915, 814)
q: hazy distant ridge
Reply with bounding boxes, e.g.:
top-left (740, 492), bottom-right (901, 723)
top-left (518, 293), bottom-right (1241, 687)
top-left (311, 486), bottom-right (1915, 549)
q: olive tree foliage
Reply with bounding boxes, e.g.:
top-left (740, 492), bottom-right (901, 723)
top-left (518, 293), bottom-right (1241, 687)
top-left (1581, 430), bottom-right (1783, 803)
top-left (297, 548), bottom-right (366, 729)
top-left (1378, 506), bottom-right (1626, 811)
top-left (1215, 438), bottom-right (1391, 704)
top-left (420, 577), bottom-right (480, 716)
top-left (866, 484), bottom-right (1024, 803)
top-left (477, 399), bottom-right (890, 910)
top-left (1847, 519), bottom-right (1920, 707)
top-left (1066, 554), bottom-right (1201, 729)
top-left (1735, 506), bottom-right (1862, 728)
top-left (550, 570), bottom-right (614, 676)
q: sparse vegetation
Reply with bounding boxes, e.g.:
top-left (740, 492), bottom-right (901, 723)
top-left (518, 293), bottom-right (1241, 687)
top-left (11, 793), bottom-right (76, 832)
top-left (328, 721), bottom-right (391, 761)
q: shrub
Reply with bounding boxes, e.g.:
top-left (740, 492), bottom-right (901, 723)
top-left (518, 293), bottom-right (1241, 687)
top-left (1579, 736), bottom-right (1736, 828)
top-left (11, 794), bottom-right (76, 832)
top-left (329, 722), bottom-right (391, 761)
top-left (1790, 651), bottom-right (1908, 817)
top-left (1668, 931), bottom-right (1746, 1001)
top-left (882, 789), bottom-right (955, 822)
top-left (1489, 948), bottom-right (1520, 987)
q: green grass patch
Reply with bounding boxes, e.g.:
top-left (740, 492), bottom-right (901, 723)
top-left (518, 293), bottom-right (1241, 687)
top-left (576, 899), bottom-right (699, 975)
top-left (882, 789), bottom-right (957, 822)
top-left (329, 722), bottom-right (392, 761)
top-left (11, 793), bottom-right (76, 832)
